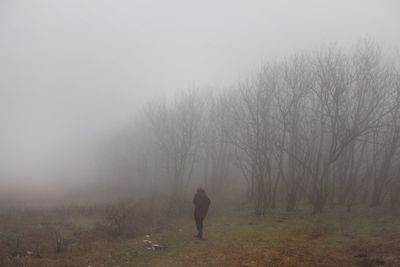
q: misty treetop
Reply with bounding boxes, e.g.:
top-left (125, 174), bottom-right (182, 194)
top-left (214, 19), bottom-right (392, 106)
top-left (102, 40), bottom-right (400, 215)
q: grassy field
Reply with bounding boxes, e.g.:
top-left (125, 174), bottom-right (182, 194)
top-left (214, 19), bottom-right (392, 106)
top-left (3, 204), bottom-right (400, 267)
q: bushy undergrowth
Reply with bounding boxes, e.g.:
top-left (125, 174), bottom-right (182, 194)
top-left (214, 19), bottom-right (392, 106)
top-left (0, 196), bottom-right (169, 265)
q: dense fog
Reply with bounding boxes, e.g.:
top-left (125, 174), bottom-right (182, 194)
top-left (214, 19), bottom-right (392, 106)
top-left (2, 2), bottom-right (400, 266)
top-left (0, 0), bottom-right (399, 207)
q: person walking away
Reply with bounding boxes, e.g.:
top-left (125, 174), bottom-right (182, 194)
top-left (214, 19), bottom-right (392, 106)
top-left (193, 187), bottom-right (210, 240)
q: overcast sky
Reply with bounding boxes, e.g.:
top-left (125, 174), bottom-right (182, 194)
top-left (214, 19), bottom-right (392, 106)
top-left (0, 0), bottom-right (399, 189)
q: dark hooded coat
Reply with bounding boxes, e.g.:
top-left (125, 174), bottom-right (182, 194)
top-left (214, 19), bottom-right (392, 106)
top-left (193, 189), bottom-right (211, 220)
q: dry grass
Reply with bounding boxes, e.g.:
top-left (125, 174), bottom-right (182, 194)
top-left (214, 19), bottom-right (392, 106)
top-left (1, 204), bottom-right (400, 267)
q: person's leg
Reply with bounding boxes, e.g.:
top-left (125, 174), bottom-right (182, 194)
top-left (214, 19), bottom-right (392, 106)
top-left (198, 218), bottom-right (203, 239)
top-left (195, 217), bottom-right (201, 238)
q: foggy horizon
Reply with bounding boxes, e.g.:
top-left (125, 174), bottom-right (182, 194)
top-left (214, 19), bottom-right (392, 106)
top-left (1, 0), bottom-right (400, 202)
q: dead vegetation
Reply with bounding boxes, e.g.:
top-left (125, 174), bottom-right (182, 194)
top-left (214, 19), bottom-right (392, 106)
top-left (1, 204), bottom-right (399, 266)
top-left (0, 197), bottom-right (168, 266)
top-left (350, 240), bottom-right (400, 267)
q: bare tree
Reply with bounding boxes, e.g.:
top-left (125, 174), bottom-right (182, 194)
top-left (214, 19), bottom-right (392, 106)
top-left (146, 91), bottom-right (203, 214)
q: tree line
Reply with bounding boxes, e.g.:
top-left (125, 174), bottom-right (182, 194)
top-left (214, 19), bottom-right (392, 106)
top-left (101, 40), bottom-right (400, 215)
